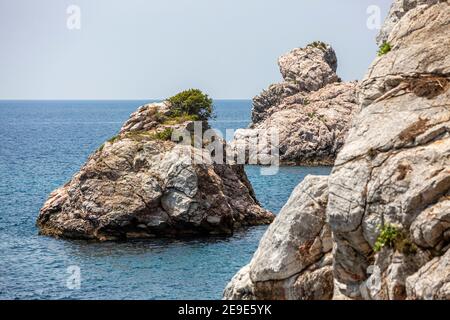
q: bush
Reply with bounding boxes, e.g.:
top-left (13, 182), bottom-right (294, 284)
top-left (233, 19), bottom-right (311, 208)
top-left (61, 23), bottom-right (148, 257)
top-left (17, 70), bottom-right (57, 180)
top-left (377, 42), bottom-right (391, 56)
top-left (152, 128), bottom-right (174, 141)
top-left (167, 89), bottom-right (213, 121)
top-left (307, 41), bottom-right (328, 51)
top-left (374, 224), bottom-right (399, 252)
top-left (373, 224), bottom-right (417, 254)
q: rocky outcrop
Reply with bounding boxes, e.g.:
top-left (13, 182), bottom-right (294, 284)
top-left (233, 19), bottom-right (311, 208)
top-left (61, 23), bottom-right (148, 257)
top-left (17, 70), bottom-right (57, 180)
top-left (224, 176), bottom-right (333, 300)
top-left (328, 1), bottom-right (450, 300)
top-left (406, 249), bottom-right (450, 299)
top-left (225, 0), bottom-right (449, 300)
top-left (37, 102), bottom-right (274, 241)
top-left (376, 0), bottom-right (441, 45)
top-left (233, 42), bottom-right (359, 166)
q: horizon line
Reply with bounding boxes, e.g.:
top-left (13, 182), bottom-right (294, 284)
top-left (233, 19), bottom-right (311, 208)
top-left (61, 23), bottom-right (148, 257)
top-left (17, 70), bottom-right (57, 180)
top-left (0, 98), bottom-right (253, 102)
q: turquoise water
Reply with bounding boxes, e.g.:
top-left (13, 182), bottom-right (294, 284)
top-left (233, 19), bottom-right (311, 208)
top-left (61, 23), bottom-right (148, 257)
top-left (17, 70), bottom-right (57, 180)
top-left (0, 100), bottom-right (331, 299)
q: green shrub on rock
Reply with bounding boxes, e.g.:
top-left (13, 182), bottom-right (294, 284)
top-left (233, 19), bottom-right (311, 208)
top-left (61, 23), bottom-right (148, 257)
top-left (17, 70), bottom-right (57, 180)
top-left (307, 41), bottom-right (328, 51)
top-left (373, 224), bottom-right (417, 254)
top-left (377, 42), bottom-right (392, 56)
top-left (167, 89), bottom-right (213, 121)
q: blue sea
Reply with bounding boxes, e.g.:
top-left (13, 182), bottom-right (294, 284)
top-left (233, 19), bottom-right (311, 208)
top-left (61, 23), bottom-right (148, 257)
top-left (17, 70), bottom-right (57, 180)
top-left (0, 100), bottom-right (331, 300)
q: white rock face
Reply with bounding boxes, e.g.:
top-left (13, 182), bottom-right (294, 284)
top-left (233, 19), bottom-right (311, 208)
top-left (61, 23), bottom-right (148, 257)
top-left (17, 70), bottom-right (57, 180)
top-left (328, 1), bottom-right (450, 299)
top-left (225, 0), bottom-right (450, 301)
top-left (224, 175), bottom-right (334, 300)
top-left (376, 0), bottom-right (440, 45)
top-left (406, 249), bottom-right (450, 300)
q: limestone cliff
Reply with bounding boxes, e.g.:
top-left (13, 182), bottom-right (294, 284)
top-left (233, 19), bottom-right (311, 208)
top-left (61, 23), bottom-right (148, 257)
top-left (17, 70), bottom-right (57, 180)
top-left (224, 176), bottom-right (333, 300)
top-left (329, 0), bottom-right (450, 300)
top-left (225, 0), bottom-right (450, 300)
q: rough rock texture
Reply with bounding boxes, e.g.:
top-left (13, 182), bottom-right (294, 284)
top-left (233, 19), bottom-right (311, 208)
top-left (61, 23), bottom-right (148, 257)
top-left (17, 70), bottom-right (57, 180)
top-left (328, 1), bottom-right (450, 299)
top-left (406, 249), bottom-right (450, 299)
top-left (252, 43), bottom-right (339, 124)
top-left (233, 43), bottom-right (359, 165)
top-left (234, 82), bottom-right (358, 165)
top-left (224, 176), bottom-right (334, 300)
top-left (37, 103), bottom-right (274, 241)
top-left (376, 0), bottom-right (441, 45)
top-left (225, 0), bottom-right (449, 301)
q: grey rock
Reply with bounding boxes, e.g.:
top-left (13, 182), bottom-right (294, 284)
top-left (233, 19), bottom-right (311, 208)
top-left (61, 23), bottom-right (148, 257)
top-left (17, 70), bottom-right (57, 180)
top-left (235, 42), bottom-right (358, 165)
top-left (224, 175), bottom-right (334, 300)
top-left (406, 249), bottom-right (450, 300)
top-left (37, 102), bottom-right (274, 240)
top-left (233, 82), bottom-right (359, 165)
top-left (328, 1), bottom-right (450, 299)
top-left (376, 0), bottom-right (441, 46)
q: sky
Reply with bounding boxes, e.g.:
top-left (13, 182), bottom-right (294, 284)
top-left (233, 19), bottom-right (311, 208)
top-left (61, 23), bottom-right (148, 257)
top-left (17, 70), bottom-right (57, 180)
top-left (0, 0), bottom-right (391, 100)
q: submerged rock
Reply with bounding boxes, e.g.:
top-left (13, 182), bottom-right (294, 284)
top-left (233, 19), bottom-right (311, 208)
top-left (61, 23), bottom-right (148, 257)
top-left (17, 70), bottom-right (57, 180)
top-left (37, 101), bottom-right (274, 241)
top-left (232, 42), bottom-right (359, 166)
top-left (224, 176), bottom-right (333, 300)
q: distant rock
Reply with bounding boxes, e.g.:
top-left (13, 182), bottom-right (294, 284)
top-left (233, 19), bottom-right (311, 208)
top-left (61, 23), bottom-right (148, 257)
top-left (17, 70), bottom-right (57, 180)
top-left (37, 100), bottom-right (274, 241)
top-left (233, 42), bottom-right (359, 166)
top-left (224, 175), bottom-right (333, 300)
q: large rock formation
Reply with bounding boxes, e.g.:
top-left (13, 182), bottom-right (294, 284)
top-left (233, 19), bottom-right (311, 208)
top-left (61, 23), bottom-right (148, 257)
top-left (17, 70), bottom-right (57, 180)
top-left (232, 42), bottom-right (359, 166)
top-left (329, 0), bottom-right (450, 300)
top-left (37, 101), bottom-right (274, 241)
top-left (225, 0), bottom-right (449, 300)
top-left (223, 176), bottom-right (333, 300)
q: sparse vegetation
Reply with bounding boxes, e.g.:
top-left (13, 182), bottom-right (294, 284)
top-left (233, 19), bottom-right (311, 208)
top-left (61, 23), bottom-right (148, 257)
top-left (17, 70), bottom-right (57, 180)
top-left (107, 135), bottom-right (120, 144)
top-left (307, 111), bottom-right (316, 118)
top-left (151, 128), bottom-right (174, 141)
top-left (104, 127), bottom-right (174, 145)
top-left (367, 148), bottom-right (378, 159)
top-left (373, 224), bottom-right (417, 254)
top-left (377, 42), bottom-right (392, 56)
top-left (308, 41), bottom-right (328, 51)
top-left (374, 224), bottom-right (399, 252)
top-left (163, 114), bottom-right (199, 125)
top-left (167, 89), bottom-right (213, 121)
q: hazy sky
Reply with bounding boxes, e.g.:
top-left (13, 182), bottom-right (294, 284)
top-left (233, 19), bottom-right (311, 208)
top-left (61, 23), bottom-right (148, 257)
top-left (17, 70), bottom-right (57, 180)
top-left (0, 0), bottom-right (391, 100)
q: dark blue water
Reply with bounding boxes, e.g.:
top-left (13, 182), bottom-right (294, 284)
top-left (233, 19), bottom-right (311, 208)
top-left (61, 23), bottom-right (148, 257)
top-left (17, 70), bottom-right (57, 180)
top-left (0, 100), bottom-right (331, 299)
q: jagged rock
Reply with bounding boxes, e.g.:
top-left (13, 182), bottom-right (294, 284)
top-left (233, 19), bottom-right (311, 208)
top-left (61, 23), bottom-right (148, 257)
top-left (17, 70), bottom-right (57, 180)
top-left (252, 42), bottom-right (339, 124)
top-left (233, 82), bottom-right (358, 165)
top-left (328, 1), bottom-right (450, 299)
top-left (234, 42), bottom-right (358, 165)
top-left (224, 0), bottom-right (449, 301)
top-left (37, 102), bottom-right (274, 241)
top-left (406, 249), bottom-right (450, 299)
top-left (224, 175), bottom-right (334, 300)
top-left (376, 0), bottom-right (441, 45)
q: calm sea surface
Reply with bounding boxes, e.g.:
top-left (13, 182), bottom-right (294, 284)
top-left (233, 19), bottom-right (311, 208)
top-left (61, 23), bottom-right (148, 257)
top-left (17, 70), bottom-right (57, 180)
top-left (0, 100), bottom-right (331, 299)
